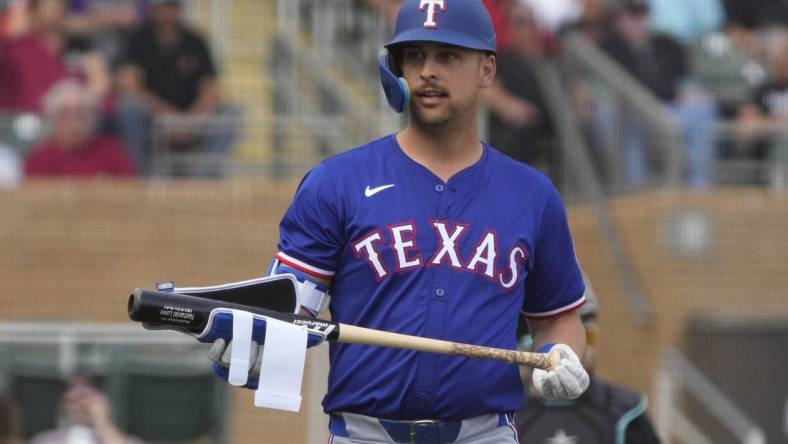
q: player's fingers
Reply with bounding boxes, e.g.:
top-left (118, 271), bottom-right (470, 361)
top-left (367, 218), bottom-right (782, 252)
top-left (218, 340), bottom-right (260, 371)
top-left (208, 338), bottom-right (227, 363)
top-left (564, 359), bottom-right (590, 388)
top-left (547, 371), bottom-right (570, 399)
top-left (555, 364), bottom-right (583, 398)
top-left (541, 378), bottom-right (559, 400)
top-left (248, 341), bottom-right (260, 372)
top-left (531, 368), bottom-right (547, 392)
top-left (250, 344), bottom-right (264, 378)
top-left (220, 341), bottom-right (233, 367)
top-left (553, 344), bottom-right (581, 364)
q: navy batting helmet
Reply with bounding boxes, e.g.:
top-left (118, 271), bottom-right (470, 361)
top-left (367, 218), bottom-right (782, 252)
top-left (378, 0), bottom-right (497, 112)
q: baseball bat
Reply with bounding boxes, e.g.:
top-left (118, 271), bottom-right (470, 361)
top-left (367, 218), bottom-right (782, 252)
top-left (128, 289), bottom-right (561, 371)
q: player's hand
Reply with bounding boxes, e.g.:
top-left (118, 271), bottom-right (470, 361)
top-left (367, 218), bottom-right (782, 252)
top-left (498, 97), bottom-right (540, 128)
top-left (531, 344), bottom-right (589, 400)
top-left (208, 338), bottom-right (263, 379)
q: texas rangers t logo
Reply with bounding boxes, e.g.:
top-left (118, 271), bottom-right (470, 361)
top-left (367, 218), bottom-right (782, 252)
top-left (420, 0), bottom-right (446, 28)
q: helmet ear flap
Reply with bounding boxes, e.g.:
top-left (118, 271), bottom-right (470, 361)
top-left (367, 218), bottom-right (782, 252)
top-left (378, 54), bottom-right (410, 113)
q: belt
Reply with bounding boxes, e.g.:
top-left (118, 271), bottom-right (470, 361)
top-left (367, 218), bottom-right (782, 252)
top-left (329, 413), bottom-right (512, 444)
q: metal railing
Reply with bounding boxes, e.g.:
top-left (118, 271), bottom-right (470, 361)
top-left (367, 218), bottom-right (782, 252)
top-left (151, 113), bottom-right (390, 178)
top-left (276, 0), bottom-right (388, 95)
top-left (184, 0), bottom-right (234, 63)
top-left (560, 32), bottom-right (684, 193)
top-left (0, 321), bottom-right (228, 443)
top-left (0, 322), bottom-right (203, 384)
top-left (536, 60), bottom-right (654, 323)
top-left (274, 0), bottom-right (395, 139)
top-left (655, 348), bottom-right (765, 444)
top-left (714, 120), bottom-right (788, 188)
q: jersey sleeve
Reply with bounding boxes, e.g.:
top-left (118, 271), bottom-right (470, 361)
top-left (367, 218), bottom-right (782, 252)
top-left (522, 184), bottom-right (585, 318)
top-left (276, 163), bottom-right (343, 282)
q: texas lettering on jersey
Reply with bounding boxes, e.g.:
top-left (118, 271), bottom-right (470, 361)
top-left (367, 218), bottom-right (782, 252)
top-left (352, 220), bottom-right (529, 290)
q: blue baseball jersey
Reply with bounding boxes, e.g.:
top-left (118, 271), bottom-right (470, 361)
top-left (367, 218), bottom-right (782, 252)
top-left (275, 134), bottom-right (585, 420)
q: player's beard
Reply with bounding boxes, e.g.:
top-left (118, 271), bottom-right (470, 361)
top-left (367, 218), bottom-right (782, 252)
top-left (409, 99), bottom-right (456, 129)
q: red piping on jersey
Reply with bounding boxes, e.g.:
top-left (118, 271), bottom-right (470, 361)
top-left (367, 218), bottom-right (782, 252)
top-left (276, 253), bottom-right (334, 281)
top-left (524, 296), bottom-right (586, 320)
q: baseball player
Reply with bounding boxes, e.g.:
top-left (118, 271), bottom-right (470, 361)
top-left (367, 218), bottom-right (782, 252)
top-left (212, 1), bottom-right (589, 442)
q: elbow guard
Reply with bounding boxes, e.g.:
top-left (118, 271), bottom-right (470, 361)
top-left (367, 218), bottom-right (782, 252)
top-left (269, 259), bottom-right (330, 316)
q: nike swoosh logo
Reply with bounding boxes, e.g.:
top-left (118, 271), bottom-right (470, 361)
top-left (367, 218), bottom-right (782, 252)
top-left (364, 184), bottom-right (396, 197)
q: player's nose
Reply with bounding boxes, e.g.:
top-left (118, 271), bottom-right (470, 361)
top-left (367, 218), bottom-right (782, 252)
top-left (419, 54), bottom-right (441, 81)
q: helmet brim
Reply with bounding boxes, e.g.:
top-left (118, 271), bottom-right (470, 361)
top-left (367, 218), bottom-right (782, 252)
top-left (385, 27), bottom-right (496, 54)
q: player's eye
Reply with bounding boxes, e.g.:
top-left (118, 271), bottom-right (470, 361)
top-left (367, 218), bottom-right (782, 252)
top-left (403, 50), bottom-right (425, 62)
top-left (437, 51), bottom-right (460, 63)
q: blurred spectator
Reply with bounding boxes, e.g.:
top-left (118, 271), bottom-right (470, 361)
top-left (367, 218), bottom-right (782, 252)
top-left (0, 0), bottom-right (110, 113)
top-left (524, 0), bottom-right (583, 34)
top-left (598, 0), bottom-right (717, 187)
top-left (63, 0), bottom-right (142, 36)
top-left (115, 0), bottom-right (238, 176)
top-left (560, 0), bottom-right (613, 44)
top-left (483, 4), bottom-right (556, 176)
top-left (0, 395), bottom-right (20, 444)
top-left (0, 142), bottom-right (22, 188)
top-left (25, 80), bottom-right (136, 177)
top-left (737, 29), bottom-right (788, 186)
top-left (0, 0), bottom-right (141, 38)
top-left (649, 0), bottom-right (725, 42)
top-left (722, 0), bottom-right (788, 58)
top-left (483, 0), bottom-right (517, 52)
top-left (64, 0), bottom-right (146, 63)
top-left (0, 1), bottom-right (28, 38)
top-left (29, 376), bottom-right (141, 444)
top-left (722, 0), bottom-right (788, 31)
top-left (515, 275), bottom-right (661, 443)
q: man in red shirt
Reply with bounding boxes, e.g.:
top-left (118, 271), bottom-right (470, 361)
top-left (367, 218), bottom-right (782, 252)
top-left (25, 80), bottom-right (135, 177)
top-left (0, 0), bottom-right (108, 113)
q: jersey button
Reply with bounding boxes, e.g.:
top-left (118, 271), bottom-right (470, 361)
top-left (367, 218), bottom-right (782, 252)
top-left (434, 184), bottom-right (445, 192)
top-left (435, 288), bottom-right (445, 297)
top-left (417, 394), bottom-right (428, 406)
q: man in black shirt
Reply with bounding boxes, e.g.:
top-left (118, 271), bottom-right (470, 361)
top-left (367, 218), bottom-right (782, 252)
top-left (738, 31), bottom-right (788, 186)
top-left (483, 4), bottom-right (556, 177)
top-left (115, 0), bottom-right (237, 175)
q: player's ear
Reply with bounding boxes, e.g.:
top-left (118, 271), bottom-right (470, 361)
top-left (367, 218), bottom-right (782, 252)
top-left (479, 53), bottom-right (497, 89)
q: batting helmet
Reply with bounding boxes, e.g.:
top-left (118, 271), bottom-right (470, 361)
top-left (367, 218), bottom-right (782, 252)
top-left (378, 0), bottom-right (497, 112)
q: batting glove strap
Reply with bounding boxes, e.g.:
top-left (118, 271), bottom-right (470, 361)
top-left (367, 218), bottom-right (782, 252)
top-left (197, 310), bottom-right (326, 347)
top-left (201, 310), bottom-right (324, 389)
top-left (532, 344), bottom-right (590, 400)
top-left (212, 362), bottom-right (259, 389)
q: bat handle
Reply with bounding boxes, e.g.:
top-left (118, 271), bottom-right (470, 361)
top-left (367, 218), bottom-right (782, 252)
top-left (546, 349), bottom-right (562, 371)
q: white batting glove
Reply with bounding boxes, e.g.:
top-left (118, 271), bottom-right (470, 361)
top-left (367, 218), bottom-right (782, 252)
top-left (531, 343), bottom-right (590, 400)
